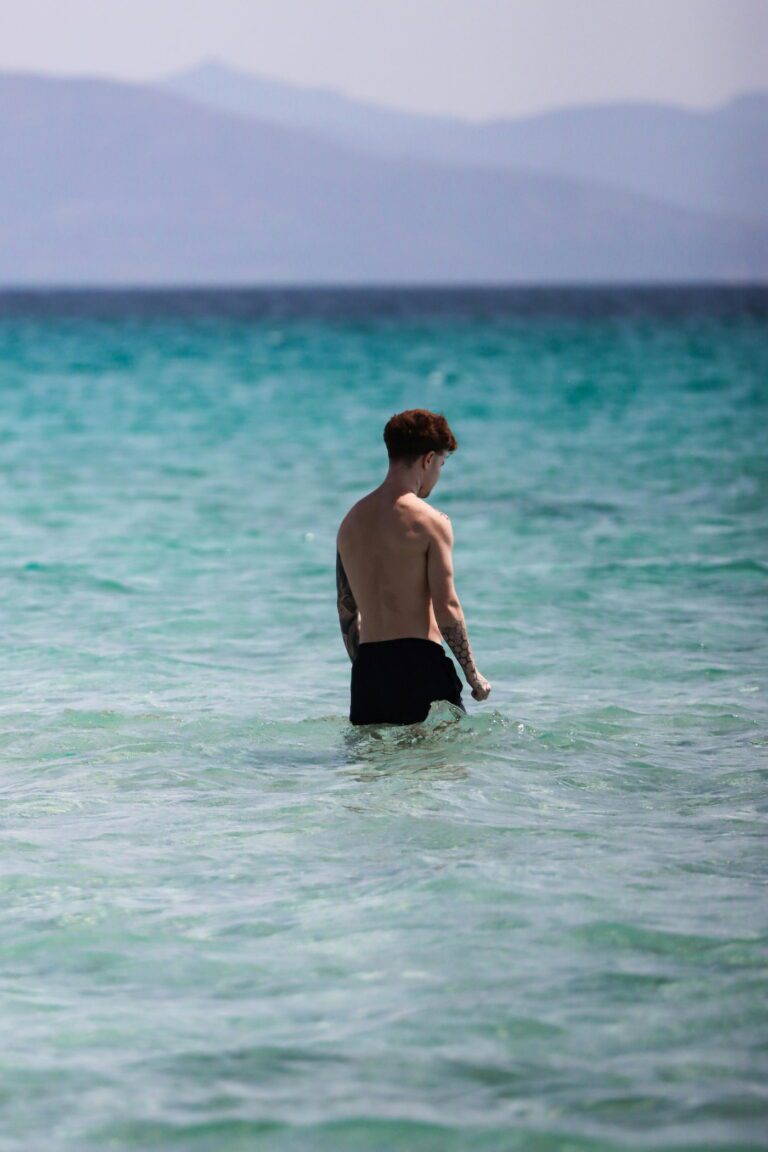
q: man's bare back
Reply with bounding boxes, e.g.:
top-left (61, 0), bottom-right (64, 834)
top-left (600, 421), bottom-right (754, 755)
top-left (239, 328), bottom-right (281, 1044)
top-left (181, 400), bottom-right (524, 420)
top-left (336, 410), bottom-right (491, 725)
top-left (337, 489), bottom-right (444, 644)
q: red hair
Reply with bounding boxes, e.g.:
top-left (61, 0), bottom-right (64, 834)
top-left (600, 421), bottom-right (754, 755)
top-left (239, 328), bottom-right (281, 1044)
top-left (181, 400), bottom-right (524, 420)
top-left (383, 409), bottom-right (458, 462)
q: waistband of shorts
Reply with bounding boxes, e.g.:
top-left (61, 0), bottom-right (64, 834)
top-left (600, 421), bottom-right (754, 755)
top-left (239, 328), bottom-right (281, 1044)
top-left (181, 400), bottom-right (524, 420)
top-left (357, 638), bottom-right (444, 652)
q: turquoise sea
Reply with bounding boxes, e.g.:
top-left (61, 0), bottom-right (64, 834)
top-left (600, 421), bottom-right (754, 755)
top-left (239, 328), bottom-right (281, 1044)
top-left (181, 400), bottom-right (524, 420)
top-left (1, 287), bottom-right (767, 1151)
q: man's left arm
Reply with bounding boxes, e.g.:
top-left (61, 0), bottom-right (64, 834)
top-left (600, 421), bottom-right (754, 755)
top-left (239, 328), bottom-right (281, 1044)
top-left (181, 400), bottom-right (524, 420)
top-left (336, 550), bottom-right (360, 662)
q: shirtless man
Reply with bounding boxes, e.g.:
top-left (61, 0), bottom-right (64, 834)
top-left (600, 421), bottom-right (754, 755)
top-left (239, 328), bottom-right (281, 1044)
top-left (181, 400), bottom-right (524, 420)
top-left (336, 408), bottom-right (491, 726)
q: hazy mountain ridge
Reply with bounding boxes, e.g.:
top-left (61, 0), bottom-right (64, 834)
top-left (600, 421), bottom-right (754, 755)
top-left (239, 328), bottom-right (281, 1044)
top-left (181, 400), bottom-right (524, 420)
top-left (1, 71), bottom-right (766, 285)
top-left (166, 60), bottom-right (768, 223)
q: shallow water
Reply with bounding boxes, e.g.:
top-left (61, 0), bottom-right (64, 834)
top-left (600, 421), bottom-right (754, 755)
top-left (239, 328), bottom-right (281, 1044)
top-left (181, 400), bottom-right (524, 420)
top-left (1, 287), bottom-right (767, 1150)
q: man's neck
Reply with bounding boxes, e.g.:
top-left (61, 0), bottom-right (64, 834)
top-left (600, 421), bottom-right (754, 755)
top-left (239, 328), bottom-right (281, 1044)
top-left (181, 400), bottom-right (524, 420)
top-left (380, 468), bottom-right (421, 499)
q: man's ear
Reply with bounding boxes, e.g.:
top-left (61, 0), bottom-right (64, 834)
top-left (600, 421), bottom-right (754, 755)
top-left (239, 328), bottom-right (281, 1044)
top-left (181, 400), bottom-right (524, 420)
top-left (423, 450), bottom-right (435, 468)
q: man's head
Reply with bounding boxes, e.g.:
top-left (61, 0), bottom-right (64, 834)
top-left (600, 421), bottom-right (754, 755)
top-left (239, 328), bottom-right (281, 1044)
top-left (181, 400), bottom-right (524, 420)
top-left (383, 409), bottom-right (458, 498)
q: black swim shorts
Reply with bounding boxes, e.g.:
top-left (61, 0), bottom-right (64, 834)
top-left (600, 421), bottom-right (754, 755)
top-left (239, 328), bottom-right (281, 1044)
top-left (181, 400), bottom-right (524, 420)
top-left (350, 637), bottom-right (465, 726)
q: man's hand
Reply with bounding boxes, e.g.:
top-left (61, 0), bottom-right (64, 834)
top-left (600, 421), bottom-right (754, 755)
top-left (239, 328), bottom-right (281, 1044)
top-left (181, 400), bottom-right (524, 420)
top-left (470, 674), bottom-right (492, 702)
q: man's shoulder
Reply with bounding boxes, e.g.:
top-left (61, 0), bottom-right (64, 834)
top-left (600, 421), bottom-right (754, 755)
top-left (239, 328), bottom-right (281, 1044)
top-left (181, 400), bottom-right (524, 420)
top-left (337, 493), bottom-right (373, 542)
top-left (422, 503), bottom-right (453, 535)
top-left (387, 494), bottom-right (450, 534)
top-left (338, 492), bottom-right (452, 544)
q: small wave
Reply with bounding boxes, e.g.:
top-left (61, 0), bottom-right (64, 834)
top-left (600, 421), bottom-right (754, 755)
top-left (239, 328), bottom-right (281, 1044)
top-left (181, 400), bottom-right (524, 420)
top-left (456, 492), bottom-right (625, 521)
top-left (17, 561), bottom-right (137, 594)
top-left (589, 556), bottom-right (768, 578)
top-left (338, 706), bottom-right (516, 776)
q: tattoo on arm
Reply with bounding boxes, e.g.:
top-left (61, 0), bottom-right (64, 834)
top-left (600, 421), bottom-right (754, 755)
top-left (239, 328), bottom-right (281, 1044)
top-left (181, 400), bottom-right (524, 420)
top-left (336, 550), bottom-right (360, 663)
top-left (440, 619), bottom-right (478, 685)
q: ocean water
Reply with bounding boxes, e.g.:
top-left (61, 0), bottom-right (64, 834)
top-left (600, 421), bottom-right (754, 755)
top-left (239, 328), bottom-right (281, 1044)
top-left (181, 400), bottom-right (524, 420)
top-left (1, 286), bottom-right (767, 1151)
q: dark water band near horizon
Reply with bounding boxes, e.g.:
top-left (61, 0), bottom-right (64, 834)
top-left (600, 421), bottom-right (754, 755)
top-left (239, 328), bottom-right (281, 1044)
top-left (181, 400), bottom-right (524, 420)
top-left (1, 286), bottom-right (767, 1151)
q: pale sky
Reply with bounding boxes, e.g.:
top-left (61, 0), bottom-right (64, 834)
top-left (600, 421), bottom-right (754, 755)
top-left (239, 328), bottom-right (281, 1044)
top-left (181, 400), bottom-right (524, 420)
top-left (1, 0), bottom-right (767, 120)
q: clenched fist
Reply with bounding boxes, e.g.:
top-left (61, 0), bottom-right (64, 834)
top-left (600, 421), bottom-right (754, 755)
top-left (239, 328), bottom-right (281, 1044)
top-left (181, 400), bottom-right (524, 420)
top-left (470, 674), bottom-right (492, 701)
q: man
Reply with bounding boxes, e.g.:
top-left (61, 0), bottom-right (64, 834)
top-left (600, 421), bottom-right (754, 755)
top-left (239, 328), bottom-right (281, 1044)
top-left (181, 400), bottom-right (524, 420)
top-left (336, 408), bottom-right (491, 726)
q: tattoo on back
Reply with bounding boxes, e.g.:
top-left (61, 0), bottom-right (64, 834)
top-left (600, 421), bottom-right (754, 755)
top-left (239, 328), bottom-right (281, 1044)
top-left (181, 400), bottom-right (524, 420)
top-left (440, 620), bottom-right (478, 682)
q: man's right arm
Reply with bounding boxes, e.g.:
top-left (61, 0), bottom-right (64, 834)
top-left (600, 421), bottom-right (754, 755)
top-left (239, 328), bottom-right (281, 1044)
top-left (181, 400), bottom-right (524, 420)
top-left (427, 514), bottom-right (491, 701)
top-left (336, 548), bottom-right (360, 663)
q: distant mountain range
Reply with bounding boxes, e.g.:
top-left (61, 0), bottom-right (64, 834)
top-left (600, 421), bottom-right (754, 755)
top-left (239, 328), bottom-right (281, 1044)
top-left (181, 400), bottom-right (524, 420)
top-left (166, 60), bottom-right (768, 225)
top-left (1, 67), bottom-right (766, 285)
